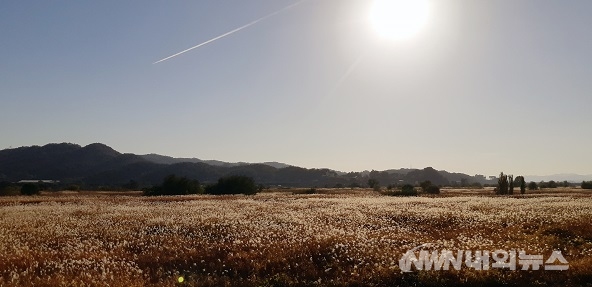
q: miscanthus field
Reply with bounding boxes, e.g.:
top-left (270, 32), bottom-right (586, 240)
top-left (1, 189), bottom-right (591, 286)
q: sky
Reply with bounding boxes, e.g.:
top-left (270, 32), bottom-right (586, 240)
top-left (1, 0), bottom-right (591, 177)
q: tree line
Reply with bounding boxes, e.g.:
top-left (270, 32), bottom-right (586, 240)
top-left (143, 174), bottom-right (259, 196)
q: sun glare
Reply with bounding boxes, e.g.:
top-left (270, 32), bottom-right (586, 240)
top-left (369, 0), bottom-right (430, 41)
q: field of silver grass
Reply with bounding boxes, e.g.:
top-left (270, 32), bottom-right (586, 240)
top-left (1, 191), bottom-right (591, 286)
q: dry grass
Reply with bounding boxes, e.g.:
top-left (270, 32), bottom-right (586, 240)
top-left (1, 190), bottom-right (591, 286)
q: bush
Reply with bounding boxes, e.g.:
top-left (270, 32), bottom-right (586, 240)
top-left (420, 180), bottom-right (432, 192)
top-left (539, 180), bottom-right (558, 189)
top-left (20, 183), bottom-right (40, 196)
top-left (66, 185), bottom-right (81, 191)
top-left (388, 184), bottom-right (418, 196)
top-left (582, 181), bottom-right (592, 189)
top-left (0, 181), bottom-right (19, 196)
top-left (205, 175), bottom-right (258, 195)
top-left (368, 179), bottom-right (379, 189)
top-left (426, 185), bottom-right (440, 194)
top-left (419, 180), bottom-right (440, 194)
top-left (528, 181), bottom-right (538, 190)
top-left (144, 175), bottom-right (202, 196)
top-left (401, 184), bottom-right (415, 194)
top-left (547, 180), bottom-right (558, 188)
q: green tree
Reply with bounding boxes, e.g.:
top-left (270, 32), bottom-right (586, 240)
top-left (528, 181), bottom-right (538, 190)
top-left (497, 172), bottom-right (509, 195)
top-left (388, 184), bottom-right (418, 196)
top-left (144, 175), bottom-right (202, 196)
top-left (20, 183), bottom-right (40, 196)
top-left (401, 184), bottom-right (416, 195)
top-left (508, 174), bottom-right (514, 195)
top-left (582, 181), bottom-right (592, 189)
top-left (460, 178), bottom-right (469, 187)
top-left (205, 175), bottom-right (258, 195)
top-left (515, 176), bottom-right (526, 194)
top-left (368, 178), bottom-right (379, 189)
top-left (426, 185), bottom-right (440, 194)
top-left (420, 180), bottom-right (432, 192)
top-left (0, 181), bottom-right (17, 196)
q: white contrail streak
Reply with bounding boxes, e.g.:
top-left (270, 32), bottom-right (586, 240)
top-left (153, 0), bottom-right (306, 64)
top-left (329, 51), bottom-right (366, 96)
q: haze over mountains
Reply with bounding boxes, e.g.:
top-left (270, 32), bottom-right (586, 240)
top-left (0, 143), bottom-right (589, 188)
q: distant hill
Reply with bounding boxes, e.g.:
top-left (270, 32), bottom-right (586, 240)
top-left (525, 174), bottom-right (592, 183)
top-left (0, 143), bottom-right (500, 188)
top-left (140, 154), bottom-right (291, 169)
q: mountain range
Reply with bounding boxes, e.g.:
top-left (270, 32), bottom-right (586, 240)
top-left (0, 143), bottom-right (589, 188)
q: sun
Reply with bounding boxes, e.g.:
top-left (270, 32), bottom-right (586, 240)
top-left (369, 0), bottom-right (430, 41)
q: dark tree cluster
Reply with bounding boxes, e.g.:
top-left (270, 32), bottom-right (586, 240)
top-left (387, 184), bottom-right (418, 196)
top-left (205, 175), bottom-right (258, 195)
top-left (496, 172), bottom-right (526, 195)
top-left (496, 172), bottom-right (509, 195)
top-left (515, 176), bottom-right (526, 194)
top-left (528, 181), bottom-right (538, 190)
top-left (20, 183), bottom-right (40, 196)
top-left (143, 175), bottom-right (202, 196)
top-left (420, 180), bottom-right (440, 194)
top-left (582, 181), bottom-right (592, 190)
top-left (538, 180), bottom-right (558, 189)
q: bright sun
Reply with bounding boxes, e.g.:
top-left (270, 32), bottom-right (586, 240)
top-left (369, 0), bottom-right (430, 41)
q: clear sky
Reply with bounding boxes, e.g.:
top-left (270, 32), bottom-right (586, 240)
top-left (1, 0), bottom-right (591, 177)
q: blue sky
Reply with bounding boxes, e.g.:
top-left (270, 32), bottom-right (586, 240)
top-left (1, 0), bottom-right (591, 176)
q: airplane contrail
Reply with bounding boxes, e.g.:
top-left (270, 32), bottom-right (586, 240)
top-left (153, 0), bottom-right (307, 64)
top-left (329, 51), bottom-right (366, 96)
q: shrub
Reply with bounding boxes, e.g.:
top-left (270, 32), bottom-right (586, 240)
top-left (144, 175), bottom-right (202, 196)
top-left (419, 180), bottom-right (432, 192)
top-left (402, 184), bottom-right (414, 193)
top-left (388, 184), bottom-right (418, 196)
top-left (205, 175), bottom-right (258, 195)
top-left (426, 185), bottom-right (440, 194)
top-left (419, 180), bottom-right (440, 194)
top-left (20, 183), bottom-right (40, 196)
top-left (528, 181), bottom-right (538, 190)
top-left (0, 181), bottom-right (19, 196)
top-left (582, 181), bottom-right (592, 189)
top-left (368, 179), bottom-right (379, 189)
top-left (66, 185), bottom-right (81, 191)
